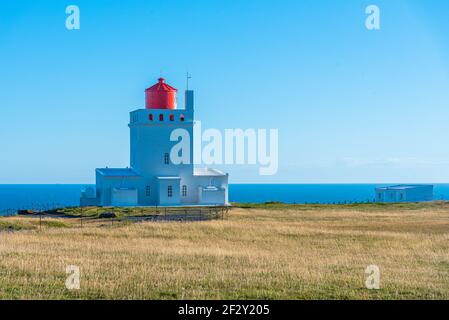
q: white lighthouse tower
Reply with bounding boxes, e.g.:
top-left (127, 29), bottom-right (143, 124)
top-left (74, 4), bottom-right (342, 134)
top-left (81, 77), bottom-right (229, 207)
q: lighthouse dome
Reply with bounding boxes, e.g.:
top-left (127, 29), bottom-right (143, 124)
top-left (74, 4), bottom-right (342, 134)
top-left (145, 78), bottom-right (177, 109)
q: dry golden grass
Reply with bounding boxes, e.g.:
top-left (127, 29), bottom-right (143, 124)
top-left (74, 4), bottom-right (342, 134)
top-left (1, 203), bottom-right (449, 300)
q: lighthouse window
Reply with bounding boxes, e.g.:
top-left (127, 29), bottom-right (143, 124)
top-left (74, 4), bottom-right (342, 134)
top-left (167, 185), bottom-right (173, 198)
top-left (182, 185), bottom-right (187, 197)
top-left (159, 114), bottom-right (164, 121)
top-left (170, 114), bottom-right (174, 121)
top-left (146, 186), bottom-right (151, 196)
top-left (164, 153), bottom-right (169, 164)
top-left (149, 114), bottom-right (153, 121)
top-left (180, 114), bottom-right (185, 122)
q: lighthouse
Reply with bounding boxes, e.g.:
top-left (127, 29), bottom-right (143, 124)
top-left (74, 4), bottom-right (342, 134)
top-left (81, 77), bottom-right (229, 207)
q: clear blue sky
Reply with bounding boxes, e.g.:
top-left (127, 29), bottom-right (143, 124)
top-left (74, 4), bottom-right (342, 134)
top-left (1, 0), bottom-right (449, 184)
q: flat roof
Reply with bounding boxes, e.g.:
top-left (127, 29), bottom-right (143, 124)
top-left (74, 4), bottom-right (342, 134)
top-left (201, 186), bottom-right (225, 192)
top-left (156, 176), bottom-right (181, 180)
top-left (376, 184), bottom-right (433, 191)
top-left (194, 167), bottom-right (227, 177)
top-left (96, 168), bottom-right (141, 177)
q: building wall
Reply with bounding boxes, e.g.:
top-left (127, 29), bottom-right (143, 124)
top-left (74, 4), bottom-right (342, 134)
top-left (129, 108), bottom-right (194, 206)
top-left (198, 187), bottom-right (227, 205)
top-left (111, 188), bottom-right (138, 206)
top-left (129, 108), bottom-right (194, 175)
top-left (405, 186), bottom-right (434, 202)
top-left (157, 178), bottom-right (181, 205)
top-left (375, 186), bottom-right (434, 203)
top-left (191, 174), bottom-right (229, 205)
top-left (96, 174), bottom-right (142, 206)
top-left (94, 172), bottom-right (228, 207)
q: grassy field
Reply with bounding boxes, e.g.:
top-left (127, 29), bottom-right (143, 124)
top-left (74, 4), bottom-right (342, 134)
top-left (1, 202), bottom-right (449, 299)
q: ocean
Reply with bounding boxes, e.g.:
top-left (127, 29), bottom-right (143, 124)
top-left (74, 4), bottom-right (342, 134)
top-left (1, 184), bottom-right (449, 215)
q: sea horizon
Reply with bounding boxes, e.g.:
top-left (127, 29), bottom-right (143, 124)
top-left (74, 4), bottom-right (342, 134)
top-left (2, 183), bottom-right (449, 214)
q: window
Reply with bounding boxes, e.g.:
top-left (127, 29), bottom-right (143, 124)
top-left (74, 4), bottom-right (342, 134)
top-left (164, 153), bottom-right (169, 164)
top-left (170, 114), bottom-right (174, 121)
top-left (182, 185), bottom-right (187, 197)
top-left (168, 185), bottom-right (173, 197)
top-left (149, 114), bottom-right (153, 121)
top-left (146, 186), bottom-right (151, 197)
top-left (159, 114), bottom-right (164, 121)
top-left (180, 114), bottom-right (185, 122)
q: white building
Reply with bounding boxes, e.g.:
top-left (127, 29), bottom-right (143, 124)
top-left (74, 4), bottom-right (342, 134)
top-left (375, 185), bottom-right (434, 203)
top-left (81, 78), bottom-right (229, 207)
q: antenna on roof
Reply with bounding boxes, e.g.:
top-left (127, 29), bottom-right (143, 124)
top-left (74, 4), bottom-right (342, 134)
top-left (186, 72), bottom-right (192, 90)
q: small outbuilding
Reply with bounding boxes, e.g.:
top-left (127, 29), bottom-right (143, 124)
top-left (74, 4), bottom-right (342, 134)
top-left (375, 185), bottom-right (434, 203)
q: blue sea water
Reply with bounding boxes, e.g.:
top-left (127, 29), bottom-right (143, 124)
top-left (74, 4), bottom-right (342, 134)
top-left (1, 184), bottom-right (449, 215)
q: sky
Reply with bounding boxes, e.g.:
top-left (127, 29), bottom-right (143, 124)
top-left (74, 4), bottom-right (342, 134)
top-left (1, 0), bottom-right (449, 184)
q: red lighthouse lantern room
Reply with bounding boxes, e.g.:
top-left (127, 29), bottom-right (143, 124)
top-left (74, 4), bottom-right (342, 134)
top-left (145, 78), bottom-right (177, 109)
